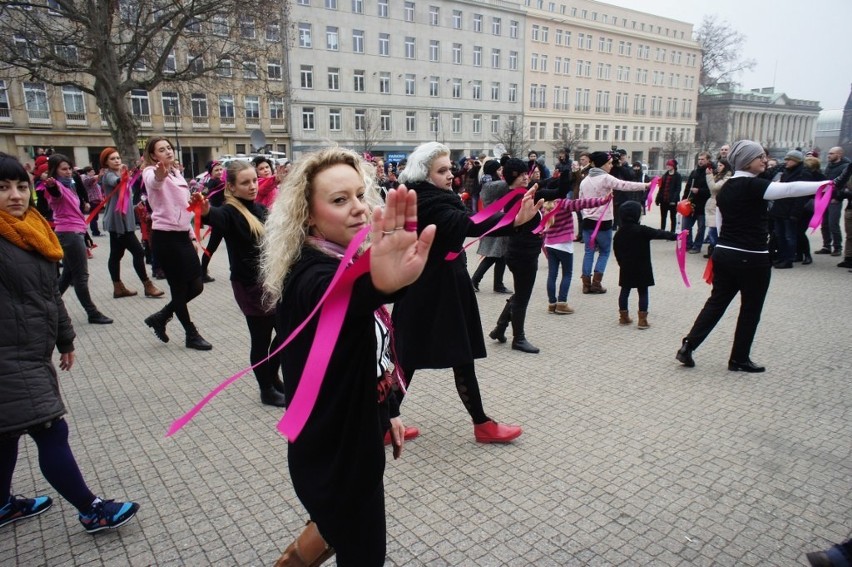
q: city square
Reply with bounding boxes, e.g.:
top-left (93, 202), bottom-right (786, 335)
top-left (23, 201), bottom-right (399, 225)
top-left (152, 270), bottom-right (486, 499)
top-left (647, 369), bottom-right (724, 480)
top-left (1, 209), bottom-right (849, 566)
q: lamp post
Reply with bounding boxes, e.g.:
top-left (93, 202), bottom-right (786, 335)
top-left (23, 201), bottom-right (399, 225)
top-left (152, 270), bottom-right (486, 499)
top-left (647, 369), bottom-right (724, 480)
top-left (171, 107), bottom-right (182, 174)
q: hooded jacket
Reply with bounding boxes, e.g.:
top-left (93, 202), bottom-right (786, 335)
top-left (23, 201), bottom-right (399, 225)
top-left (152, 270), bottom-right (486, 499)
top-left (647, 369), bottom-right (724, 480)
top-left (612, 201), bottom-right (677, 288)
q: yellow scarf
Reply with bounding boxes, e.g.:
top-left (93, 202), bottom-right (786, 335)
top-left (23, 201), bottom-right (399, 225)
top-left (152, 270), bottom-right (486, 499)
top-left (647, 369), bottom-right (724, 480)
top-left (0, 207), bottom-right (64, 262)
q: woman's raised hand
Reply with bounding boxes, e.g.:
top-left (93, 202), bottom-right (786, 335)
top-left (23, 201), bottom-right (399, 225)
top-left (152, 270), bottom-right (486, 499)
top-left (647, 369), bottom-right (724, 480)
top-left (513, 186), bottom-right (544, 227)
top-left (154, 161), bottom-right (168, 182)
top-left (369, 186), bottom-right (436, 294)
top-left (189, 191), bottom-right (210, 215)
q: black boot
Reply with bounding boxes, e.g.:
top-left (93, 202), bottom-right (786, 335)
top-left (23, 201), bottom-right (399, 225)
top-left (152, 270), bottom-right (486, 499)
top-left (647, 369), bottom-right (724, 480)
top-left (144, 310), bottom-right (172, 343)
top-left (87, 311), bottom-right (113, 325)
top-left (185, 323), bottom-right (213, 351)
top-left (676, 338), bottom-right (695, 367)
top-left (493, 260), bottom-right (511, 293)
top-left (510, 308), bottom-right (539, 353)
top-left (511, 337), bottom-right (540, 354)
top-left (489, 298), bottom-right (512, 343)
top-left (260, 386), bottom-right (287, 407)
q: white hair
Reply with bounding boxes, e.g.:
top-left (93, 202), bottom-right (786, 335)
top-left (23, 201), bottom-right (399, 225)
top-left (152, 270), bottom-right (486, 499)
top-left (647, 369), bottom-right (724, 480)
top-left (398, 142), bottom-right (449, 185)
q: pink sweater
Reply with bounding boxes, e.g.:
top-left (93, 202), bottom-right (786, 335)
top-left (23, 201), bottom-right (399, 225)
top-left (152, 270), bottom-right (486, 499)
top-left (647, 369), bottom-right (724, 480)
top-left (578, 169), bottom-right (647, 221)
top-left (45, 182), bottom-right (87, 233)
top-left (143, 166), bottom-right (192, 231)
top-left (544, 197), bottom-right (610, 245)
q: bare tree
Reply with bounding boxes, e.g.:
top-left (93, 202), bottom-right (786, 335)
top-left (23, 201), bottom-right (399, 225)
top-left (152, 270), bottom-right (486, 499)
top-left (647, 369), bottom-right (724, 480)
top-left (695, 105), bottom-right (729, 152)
top-left (664, 131), bottom-right (692, 164)
top-left (694, 15), bottom-right (756, 93)
top-left (491, 116), bottom-right (529, 158)
top-left (354, 110), bottom-right (388, 157)
top-left (549, 126), bottom-right (583, 157)
top-left (0, 0), bottom-right (285, 162)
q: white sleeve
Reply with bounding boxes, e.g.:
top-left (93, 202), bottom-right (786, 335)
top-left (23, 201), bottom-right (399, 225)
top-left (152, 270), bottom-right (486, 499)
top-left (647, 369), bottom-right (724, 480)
top-left (764, 181), bottom-right (824, 201)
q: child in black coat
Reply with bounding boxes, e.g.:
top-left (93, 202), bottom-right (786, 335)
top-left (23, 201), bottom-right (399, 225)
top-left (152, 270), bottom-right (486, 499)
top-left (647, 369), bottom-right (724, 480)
top-left (612, 201), bottom-right (676, 329)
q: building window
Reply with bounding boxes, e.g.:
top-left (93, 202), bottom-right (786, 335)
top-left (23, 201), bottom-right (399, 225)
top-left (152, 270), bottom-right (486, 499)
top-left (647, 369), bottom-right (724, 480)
top-left (429, 76), bottom-right (439, 97)
top-left (491, 115), bottom-right (499, 134)
top-left (242, 61), bottom-right (258, 79)
top-left (298, 23), bottom-right (312, 47)
top-left (245, 95), bottom-right (260, 122)
top-left (326, 26), bottom-right (339, 50)
top-left (302, 107), bottom-right (315, 130)
top-left (508, 83), bottom-right (517, 103)
top-left (300, 65), bottom-right (313, 88)
top-left (473, 14), bottom-right (482, 32)
top-left (491, 48), bottom-right (501, 68)
top-left (351, 0), bottom-right (362, 13)
top-left (472, 80), bottom-right (482, 100)
top-left (430, 112), bottom-right (439, 133)
top-left (531, 24), bottom-right (539, 41)
top-left (329, 108), bottom-right (341, 131)
top-left (161, 91), bottom-right (180, 117)
top-left (452, 113), bottom-right (461, 133)
top-left (164, 50), bottom-right (176, 74)
top-left (269, 97), bottom-right (285, 124)
top-left (473, 46), bottom-right (482, 66)
top-left (354, 70), bottom-right (365, 92)
top-left (405, 37), bottom-right (415, 59)
top-left (380, 110), bottom-right (391, 131)
top-left (452, 43), bottom-right (462, 64)
top-left (452, 78), bottom-right (461, 99)
top-left (491, 82), bottom-right (500, 101)
top-left (429, 5), bottom-right (439, 25)
top-left (266, 22), bottom-right (281, 41)
top-left (404, 1), bottom-right (414, 22)
top-left (379, 72), bottom-right (390, 94)
top-left (187, 52), bottom-right (203, 74)
top-left (406, 111), bottom-right (416, 133)
top-left (353, 30), bottom-right (364, 53)
top-left (472, 114), bottom-right (481, 134)
top-left (130, 89), bottom-right (150, 119)
top-left (429, 40), bottom-right (439, 62)
top-left (510, 20), bottom-right (518, 38)
top-left (354, 109), bottom-right (365, 131)
top-left (452, 10), bottom-right (461, 29)
top-left (492, 17), bottom-right (501, 35)
top-left (377, 0), bottom-right (387, 17)
top-left (405, 74), bottom-right (416, 95)
top-left (240, 17), bottom-right (256, 39)
top-left (191, 94), bottom-right (208, 119)
top-left (328, 68), bottom-right (340, 90)
top-left (378, 33), bottom-right (389, 56)
top-left (267, 59), bottom-right (282, 80)
top-left (212, 15), bottom-right (229, 36)
top-left (509, 51), bottom-right (518, 70)
top-left (219, 95), bottom-right (235, 122)
top-left (62, 86), bottom-right (86, 120)
top-left (0, 81), bottom-right (10, 119)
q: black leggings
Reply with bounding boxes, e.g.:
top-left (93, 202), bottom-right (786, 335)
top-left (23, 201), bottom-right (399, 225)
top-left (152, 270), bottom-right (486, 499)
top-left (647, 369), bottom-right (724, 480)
top-left (618, 286), bottom-right (649, 311)
top-left (401, 363), bottom-right (488, 424)
top-left (0, 419), bottom-right (95, 512)
top-left (108, 231), bottom-right (148, 283)
top-left (152, 230), bottom-right (204, 331)
top-left (659, 203), bottom-right (677, 231)
top-left (245, 314), bottom-right (280, 389)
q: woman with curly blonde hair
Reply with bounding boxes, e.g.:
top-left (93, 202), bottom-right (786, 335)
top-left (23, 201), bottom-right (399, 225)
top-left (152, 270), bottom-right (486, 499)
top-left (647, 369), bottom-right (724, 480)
top-left (261, 147), bottom-right (435, 567)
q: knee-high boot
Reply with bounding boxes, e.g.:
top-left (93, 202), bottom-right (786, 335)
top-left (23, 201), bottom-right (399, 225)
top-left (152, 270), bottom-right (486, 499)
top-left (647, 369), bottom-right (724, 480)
top-left (489, 297), bottom-right (512, 343)
top-left (510, 307), bottom-right (539, 354)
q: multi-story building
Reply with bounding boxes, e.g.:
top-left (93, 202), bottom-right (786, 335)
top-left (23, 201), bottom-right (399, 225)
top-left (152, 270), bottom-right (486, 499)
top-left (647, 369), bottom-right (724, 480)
top-left (696, 84), bottom-right (821, 157)
top-left (522, 0), bottom-right (701, 169)
top-left (286, 0), bottom-right (526, 162)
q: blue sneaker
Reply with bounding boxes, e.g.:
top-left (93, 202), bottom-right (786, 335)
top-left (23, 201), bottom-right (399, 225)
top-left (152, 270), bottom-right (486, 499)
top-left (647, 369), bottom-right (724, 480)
top-left (78, 499), bottom-right (139, 533)
top-left (0, 495), bottom-right (53, 528)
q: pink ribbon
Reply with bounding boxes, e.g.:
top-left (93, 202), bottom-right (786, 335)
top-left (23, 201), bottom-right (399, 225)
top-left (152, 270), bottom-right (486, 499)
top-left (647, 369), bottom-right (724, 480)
top-left (166, 225), bottom-right (371, 438)
top-left (676, 230), bottom-right (691, 288)
top-left (645, 176), bottom-right (660, 210)
top-left (587, 200), bottom-right (612, 250)
top-left (532, 200), bottom-right (562, 235)
top-left (444, 187), bottom-right (527, 261)
top-left (808, 181), bottom-right (834, 233)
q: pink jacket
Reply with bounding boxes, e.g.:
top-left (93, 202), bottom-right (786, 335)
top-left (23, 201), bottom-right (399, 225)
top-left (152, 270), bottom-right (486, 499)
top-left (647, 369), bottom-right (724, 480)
top-left (142, 166), bottom-right (192, 231)
top-left (44, 182), bottom-right (87, 233)
top-left (578, 169), bottom-right (646, 221)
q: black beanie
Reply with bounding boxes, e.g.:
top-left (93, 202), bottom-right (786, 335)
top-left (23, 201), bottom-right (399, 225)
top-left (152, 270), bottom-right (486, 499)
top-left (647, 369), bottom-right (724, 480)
top-left (590, 151), bottom-right (611, 168)
top-left (619, 201), bottom-right (642, 224)
top-left (502, 158), bottom-right (528, 186)
top-left (482, 159), bottom-right (501, 178)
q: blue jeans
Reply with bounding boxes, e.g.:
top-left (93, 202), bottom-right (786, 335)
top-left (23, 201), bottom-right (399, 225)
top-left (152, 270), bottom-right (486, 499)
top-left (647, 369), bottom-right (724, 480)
top-left (707, 227), bottom-right (718, 248)
top-left (545, 247), bottom-right (573, 303)
top-left (683, 213), bottom-right (706, 251)
top-left (581, 228), bottom-right (612, 276)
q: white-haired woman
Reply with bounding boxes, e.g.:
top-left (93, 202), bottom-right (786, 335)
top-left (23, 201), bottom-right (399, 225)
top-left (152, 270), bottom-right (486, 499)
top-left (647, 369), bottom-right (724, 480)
top-left (393, 142), bottom-right (541, 443)
top-left (261, 147), bottom-right (434, 567)
top-left (677, 140), bottom-right (851, 372)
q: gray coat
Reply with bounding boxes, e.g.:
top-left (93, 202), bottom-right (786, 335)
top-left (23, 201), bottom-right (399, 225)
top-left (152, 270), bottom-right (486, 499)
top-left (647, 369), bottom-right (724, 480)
top-left (475, 180), bottom-right (509, 258)
top-left (101, 170), bottom-right (136, 233)
top-left (0, 237), bottom-right (75, 435)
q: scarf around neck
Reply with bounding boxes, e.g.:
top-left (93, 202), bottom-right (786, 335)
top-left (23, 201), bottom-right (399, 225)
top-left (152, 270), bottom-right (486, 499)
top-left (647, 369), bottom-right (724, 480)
top-left (0, 207), bottom-right (63, 261)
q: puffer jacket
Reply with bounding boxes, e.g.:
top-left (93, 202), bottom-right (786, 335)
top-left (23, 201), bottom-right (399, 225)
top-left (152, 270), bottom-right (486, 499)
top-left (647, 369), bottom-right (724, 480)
top-left (0, 237), bottom-right (75, 435)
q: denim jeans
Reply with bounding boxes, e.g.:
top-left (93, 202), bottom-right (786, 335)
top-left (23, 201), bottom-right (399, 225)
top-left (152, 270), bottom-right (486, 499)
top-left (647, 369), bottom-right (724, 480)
top-left (707, 227), bottom-right (718, 248)
top-left (545, 247), bottom-right (573, 303)
top-left (683, 213), bottom-right (706, 251)
top-left (581, 227), bottom-right (612, 276)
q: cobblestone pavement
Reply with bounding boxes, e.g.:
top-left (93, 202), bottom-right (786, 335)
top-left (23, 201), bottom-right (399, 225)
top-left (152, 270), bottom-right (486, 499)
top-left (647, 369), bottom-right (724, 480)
top-left (1, 209), bottom-right (850, 566)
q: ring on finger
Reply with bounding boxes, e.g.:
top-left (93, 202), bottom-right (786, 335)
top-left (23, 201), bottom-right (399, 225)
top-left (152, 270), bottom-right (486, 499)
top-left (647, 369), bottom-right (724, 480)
top-left (381, 229), bottom-right (395, 235)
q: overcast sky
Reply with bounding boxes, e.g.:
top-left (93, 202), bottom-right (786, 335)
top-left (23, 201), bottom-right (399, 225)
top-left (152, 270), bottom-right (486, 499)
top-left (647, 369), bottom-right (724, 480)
top-left (602, 0), bottom-right (851, 112)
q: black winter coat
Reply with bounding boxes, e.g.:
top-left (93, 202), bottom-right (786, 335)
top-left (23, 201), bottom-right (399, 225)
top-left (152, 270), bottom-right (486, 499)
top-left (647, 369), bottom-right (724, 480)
top-left (613, 203), bottom-right (676, 288)
top-left (0, 236), bottom-right (75, 435)
top-left (684, 167), bottom-right (711, 214)
top-left (391, 180), bottom-right (520, 369)
top-left (657, 171), bottom-right (682, 205)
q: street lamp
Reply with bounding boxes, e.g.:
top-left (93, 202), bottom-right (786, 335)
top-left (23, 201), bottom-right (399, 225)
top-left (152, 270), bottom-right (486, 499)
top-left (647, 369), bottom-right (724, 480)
top-left (170, 106), bottom-right (181, 173)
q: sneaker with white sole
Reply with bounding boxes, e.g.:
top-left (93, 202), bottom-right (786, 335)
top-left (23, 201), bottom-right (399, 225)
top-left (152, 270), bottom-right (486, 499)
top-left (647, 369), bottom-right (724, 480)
top-left (0, 495), bottom-right (53, 528)
top-left (78, 499), bottom-right (139, 533)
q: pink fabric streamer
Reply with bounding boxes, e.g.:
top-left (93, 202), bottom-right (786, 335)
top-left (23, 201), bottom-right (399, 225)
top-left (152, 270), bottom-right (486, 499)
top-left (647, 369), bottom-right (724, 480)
top-left (676, 230), bottom-right (691, 288)
top-left (532, 199), bottom-right (562, 235)
top-left (166, 225), bottom-right (371, 438)
top-left (807, 181), bottom-right (834, 233)
top-left (444, 187), bottom-right (527, 261)
top-left (587, 200), bottom-right (612, 250)
top-left (645, 176), bottom-right (660, 210)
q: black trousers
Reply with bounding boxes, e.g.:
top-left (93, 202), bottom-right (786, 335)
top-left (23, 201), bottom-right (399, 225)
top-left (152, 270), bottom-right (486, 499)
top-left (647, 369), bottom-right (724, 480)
top-left (496, 253), bottom-right (539, 340)
top-left (108, 231), bottom-right (148, 282)
top-left (685, 248), bottom-right (771, 362)
top-left (659, 203), bottom-right (677, 231)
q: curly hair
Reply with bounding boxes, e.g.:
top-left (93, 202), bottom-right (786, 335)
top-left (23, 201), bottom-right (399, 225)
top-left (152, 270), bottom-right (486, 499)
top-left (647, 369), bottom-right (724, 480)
top-left (260, 146), bottom-right (381, 305)
top-left (398, 142), bottom-right (449, 185)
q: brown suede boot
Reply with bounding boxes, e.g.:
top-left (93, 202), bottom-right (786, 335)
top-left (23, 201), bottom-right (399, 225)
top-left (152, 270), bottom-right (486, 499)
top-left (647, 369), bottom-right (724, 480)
top-left (619, 310), bottom-right (632, 325)
top-left (547, 303), bottom-right (557, 313)
top-left (590, 271), bottom-right (607, 294)
top-left (637, 311), bottom-right (649, 329)
top-left (113, 281), bottom-right (138, 298)
top-left (555, 302), bottom-right (574, 314)
top-left (274, 521), bottom-right (335, 567)
top-left (581, 275), bottom-right (592, 294)
top-left (143, 279), bottom-right (165, 298)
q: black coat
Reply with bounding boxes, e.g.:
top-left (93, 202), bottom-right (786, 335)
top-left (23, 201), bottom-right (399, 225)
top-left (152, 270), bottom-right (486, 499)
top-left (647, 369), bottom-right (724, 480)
top-left (684, 167), bottom-right (711, 213)
top-left (391, 180), bottom-right (520, 369)
top-left (0, 236), bottom-right (75, 435)
top-left (657, 171), bottom-right (682, 205)
top-left (278, 245), bottom-right (399, 560)
top-left (613, 203), bottom-right (676, 288)
top-left (202, 199), bottom-right (266, 285)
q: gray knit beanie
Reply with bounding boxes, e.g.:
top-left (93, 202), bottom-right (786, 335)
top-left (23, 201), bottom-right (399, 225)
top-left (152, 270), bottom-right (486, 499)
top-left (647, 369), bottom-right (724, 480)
top-left (784, 149), bottom-right (804, 163)
top-left (728, 140), bottom-right (764, 172)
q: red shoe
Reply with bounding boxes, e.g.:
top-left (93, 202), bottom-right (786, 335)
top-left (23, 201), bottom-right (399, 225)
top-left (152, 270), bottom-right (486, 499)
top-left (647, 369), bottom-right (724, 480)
top-left (383, 426), bottom-right (420, 446)
top-left (473, 420), bottom-right (522, 443)
top-left (86, 249), bottom-right (94, 259)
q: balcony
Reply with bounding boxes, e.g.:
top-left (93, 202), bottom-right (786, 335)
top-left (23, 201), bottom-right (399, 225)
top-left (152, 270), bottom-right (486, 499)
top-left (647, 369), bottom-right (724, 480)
top-left (191, 115), bottom-right (209, 129)
top-left (163, 114), bottom-right (183, 129)
top-left (134, 114), bottom-right (152, 128)
top-left (633, 109), bottom-right (646, 116)
top-left (65, 112), bottom-right (88, 127)
top-left (245, 115), bottom-right (261, 127)
top-left (220, 115), bottom-right (236, 128)
top-left (0, 107), bottom-right (11, 123)
top-left (27, 109), bottom-right (51, 125)
top-left (270, 117), bottom-right (287, 130)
